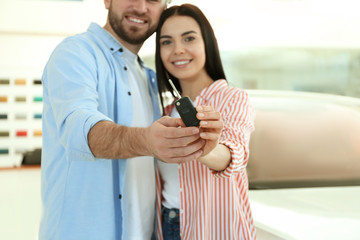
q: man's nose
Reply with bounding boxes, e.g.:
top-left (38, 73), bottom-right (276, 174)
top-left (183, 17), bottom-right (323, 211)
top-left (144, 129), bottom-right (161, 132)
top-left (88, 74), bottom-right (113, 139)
top-left (131, 0), bottom-right (147, 14)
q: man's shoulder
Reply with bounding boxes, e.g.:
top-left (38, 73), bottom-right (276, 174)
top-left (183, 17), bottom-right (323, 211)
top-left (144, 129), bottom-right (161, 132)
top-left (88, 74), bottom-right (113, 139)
top-left (50, 30), bottom-right (108, 63)
top-left (59, 31), bottom-right (99, 50)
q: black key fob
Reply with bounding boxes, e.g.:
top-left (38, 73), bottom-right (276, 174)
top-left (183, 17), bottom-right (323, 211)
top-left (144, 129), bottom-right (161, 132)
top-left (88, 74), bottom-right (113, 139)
top-left (168, 79), bottom-right (200, 127)
top-left (175, 96), bottom-right (200, 127)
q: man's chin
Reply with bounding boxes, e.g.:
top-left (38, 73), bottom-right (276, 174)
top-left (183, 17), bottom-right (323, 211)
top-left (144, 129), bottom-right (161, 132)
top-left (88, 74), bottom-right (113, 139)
top-left (124, 31), bottom-right (154, 45)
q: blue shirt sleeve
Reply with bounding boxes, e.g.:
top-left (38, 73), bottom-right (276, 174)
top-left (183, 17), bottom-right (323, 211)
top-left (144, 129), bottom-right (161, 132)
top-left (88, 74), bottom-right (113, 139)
top-left (42, 37), bottom-right (112, 160)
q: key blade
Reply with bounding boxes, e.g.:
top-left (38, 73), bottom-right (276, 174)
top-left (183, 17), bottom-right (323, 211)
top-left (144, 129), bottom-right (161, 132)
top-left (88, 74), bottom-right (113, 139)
top-left (168, 79), bottom-right (182, 99)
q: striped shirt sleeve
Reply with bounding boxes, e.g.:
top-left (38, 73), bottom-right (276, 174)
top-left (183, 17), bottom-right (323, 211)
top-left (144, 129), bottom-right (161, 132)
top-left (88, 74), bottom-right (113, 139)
top-left (211, 88), bottom-right (255, 178)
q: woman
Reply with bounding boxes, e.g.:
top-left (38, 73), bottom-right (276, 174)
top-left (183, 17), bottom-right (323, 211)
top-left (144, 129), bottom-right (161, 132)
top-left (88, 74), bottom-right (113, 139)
top-left (155, 4), bottom-right (256, 240)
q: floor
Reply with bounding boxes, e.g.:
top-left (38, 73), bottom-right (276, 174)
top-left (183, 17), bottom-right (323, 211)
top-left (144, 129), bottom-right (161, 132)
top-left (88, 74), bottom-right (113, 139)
top-left (0, 167), bottom-right (281, 240)
top-left (249, 186), bottom-right (360, 240)
top-left (0, 167), bottom-right (41, 240)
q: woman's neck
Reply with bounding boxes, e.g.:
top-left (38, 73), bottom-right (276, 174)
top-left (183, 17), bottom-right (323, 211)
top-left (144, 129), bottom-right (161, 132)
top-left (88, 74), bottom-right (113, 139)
top-left (180, 73), bottom-right (214, 101)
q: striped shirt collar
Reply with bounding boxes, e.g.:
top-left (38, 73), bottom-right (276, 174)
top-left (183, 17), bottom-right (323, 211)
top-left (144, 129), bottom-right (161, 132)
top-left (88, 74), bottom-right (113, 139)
top-left (197, 79), bottom-right (228, 102)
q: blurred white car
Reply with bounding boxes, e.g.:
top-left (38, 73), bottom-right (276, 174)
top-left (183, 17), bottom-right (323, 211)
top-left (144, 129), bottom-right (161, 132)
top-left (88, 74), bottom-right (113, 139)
top-left (246, 90), bottom-right (360, 240)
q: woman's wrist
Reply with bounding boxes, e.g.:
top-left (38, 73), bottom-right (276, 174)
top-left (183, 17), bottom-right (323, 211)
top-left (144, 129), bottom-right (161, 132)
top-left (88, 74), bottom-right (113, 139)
top-left (197, 144), bottom-right (231, 171)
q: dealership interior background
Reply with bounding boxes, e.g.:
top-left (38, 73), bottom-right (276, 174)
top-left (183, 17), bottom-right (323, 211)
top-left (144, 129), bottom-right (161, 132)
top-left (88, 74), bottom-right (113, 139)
top-left (0, 0), bottom-right (360, 239)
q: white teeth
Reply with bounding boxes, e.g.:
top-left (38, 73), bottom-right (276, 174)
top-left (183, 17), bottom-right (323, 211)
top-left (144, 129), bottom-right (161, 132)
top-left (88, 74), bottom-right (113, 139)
top-left (129, 17), bottom-right (145, 24)
top-left (174, 60), bottom-right (190, 65)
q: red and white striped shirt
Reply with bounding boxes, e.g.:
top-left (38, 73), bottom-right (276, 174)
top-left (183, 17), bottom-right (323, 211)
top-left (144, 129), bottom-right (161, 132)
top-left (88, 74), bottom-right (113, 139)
top-left (156, 80), bottom-right (257, 240)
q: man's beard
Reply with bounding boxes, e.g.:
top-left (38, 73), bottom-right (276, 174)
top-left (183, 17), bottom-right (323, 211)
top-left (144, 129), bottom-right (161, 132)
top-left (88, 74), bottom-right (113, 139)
top-left (108, 7), bottom-right (156, 45)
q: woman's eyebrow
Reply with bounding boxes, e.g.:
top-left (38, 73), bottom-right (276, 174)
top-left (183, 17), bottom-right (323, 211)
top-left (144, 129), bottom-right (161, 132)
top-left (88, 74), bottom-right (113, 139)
top-left (160, 30), bottom-right (198, 39)
top-left (181, 30), bottom-right (197, 36)
top-left (159, 35), bottom-right (172, 39)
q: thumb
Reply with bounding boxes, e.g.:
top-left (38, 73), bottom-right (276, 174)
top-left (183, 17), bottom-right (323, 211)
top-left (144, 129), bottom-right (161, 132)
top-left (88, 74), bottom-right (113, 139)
top-left (157, 116), bottom-right (184, 127)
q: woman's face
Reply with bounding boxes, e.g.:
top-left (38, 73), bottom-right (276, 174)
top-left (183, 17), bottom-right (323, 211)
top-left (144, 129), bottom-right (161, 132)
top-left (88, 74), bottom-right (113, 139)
top-left (159, 15), bottom-right (206, 82)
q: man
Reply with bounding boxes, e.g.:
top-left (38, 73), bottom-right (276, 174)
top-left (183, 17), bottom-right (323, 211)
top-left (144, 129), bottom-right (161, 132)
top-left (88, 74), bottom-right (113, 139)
top-left (39, 0), bottom-right (206, 239)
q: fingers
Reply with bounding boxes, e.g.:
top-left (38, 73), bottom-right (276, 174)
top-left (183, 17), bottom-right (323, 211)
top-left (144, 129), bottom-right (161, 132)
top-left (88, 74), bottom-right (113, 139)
top-left (167, 125), bottom-right (200, 138)
top-left (158, 139), bottom-right (205, 164)
top-left (196, 106), bottom-right (221, 121)
top-left (149, 117), bottom-right (205, 163)
top-left (196, 106), bottom-right (223, 133)
top-left (158, 116), bottom-right (199, 137)
top-left (152, 111), bottom-right (223, 164)
top-left (157, 116), bottom-right (183, 127)
top-left (199, 120), bottom-right (223, 130)
top-left (194, 106), bottom-right (223, 158)
top-left (196, 105), bottom-right (214, 112)
top-left (166, 134), bottom-right (202, 148)
top-left (200, 131), bottom-right (221, 140)
top-left (167, 139), bottom-right (204, 159)
top-left (166, 149), bottom-right (203, 164)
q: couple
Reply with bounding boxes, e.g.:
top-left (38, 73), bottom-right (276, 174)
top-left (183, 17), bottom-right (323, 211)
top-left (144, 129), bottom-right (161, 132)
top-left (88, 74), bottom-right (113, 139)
top-left (39, 0), bottom-right (256, 240)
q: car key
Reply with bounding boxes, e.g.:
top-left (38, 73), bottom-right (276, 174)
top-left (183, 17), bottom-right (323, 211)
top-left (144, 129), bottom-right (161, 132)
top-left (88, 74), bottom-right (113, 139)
top-left (169, 79), bottom-right (200, 127)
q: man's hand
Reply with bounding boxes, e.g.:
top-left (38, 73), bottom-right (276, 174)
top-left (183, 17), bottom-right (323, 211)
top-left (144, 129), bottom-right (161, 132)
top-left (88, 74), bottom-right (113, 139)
top-left (146, 116), bottom-right (205, 163)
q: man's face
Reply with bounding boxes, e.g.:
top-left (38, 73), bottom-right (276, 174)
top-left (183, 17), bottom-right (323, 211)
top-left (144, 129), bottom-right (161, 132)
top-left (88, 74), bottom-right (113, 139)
top-left (107, 0), bottom-right (166, 45)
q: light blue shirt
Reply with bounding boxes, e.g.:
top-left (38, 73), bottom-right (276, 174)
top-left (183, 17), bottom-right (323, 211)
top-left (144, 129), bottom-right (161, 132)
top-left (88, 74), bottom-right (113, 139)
top-left (39, 23), bottom-right (161, 240)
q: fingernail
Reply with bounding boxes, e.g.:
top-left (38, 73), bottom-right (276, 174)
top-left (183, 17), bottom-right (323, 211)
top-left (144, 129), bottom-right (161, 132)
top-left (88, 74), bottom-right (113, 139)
top-left (198, 113), bottom-right (204, 117)
top-left (193, 128), bottom-right (199, 134)
top-left (197, 106), bottom-right (203, 111)
top-left (200, 133), bottom-right (206, 138)
top-left (201, 121), bottom-right (207, 126)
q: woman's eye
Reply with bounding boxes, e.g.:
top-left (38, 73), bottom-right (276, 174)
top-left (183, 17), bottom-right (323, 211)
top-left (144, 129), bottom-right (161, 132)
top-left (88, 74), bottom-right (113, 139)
top-left (184, 36), bottom-right (195, 42)
top-left (161, 40), bottom-right (171, 46)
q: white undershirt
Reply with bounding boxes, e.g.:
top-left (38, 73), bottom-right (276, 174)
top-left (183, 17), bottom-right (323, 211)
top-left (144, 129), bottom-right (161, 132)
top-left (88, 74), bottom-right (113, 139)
top-left (122, 48), bottom-right (155, 239)
top-left (157, 108), bottom-right (181, 209)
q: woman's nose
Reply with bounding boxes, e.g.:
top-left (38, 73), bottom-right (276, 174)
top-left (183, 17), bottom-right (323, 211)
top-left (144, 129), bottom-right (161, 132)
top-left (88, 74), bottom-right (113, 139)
top-left (174, 43), bottom-right (185, 55)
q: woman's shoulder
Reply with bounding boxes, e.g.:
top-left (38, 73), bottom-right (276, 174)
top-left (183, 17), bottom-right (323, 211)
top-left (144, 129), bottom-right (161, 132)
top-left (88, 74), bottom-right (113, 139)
top-left (212, 80), bottom-right (249, 100)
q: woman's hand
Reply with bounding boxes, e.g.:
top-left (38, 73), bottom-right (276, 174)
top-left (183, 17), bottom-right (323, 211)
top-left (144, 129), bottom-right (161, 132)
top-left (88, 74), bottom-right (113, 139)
top-left (196, 106), bottom-right (223, 157)
top-left (195, 105), bottom-right (231, 171)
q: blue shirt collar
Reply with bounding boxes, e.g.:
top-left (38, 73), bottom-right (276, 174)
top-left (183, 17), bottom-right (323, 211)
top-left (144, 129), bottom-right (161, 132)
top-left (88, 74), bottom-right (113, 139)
top-left (87, 23), bottom-right (146, 67)
top-left (88, 22), bottom-right (125, 55)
